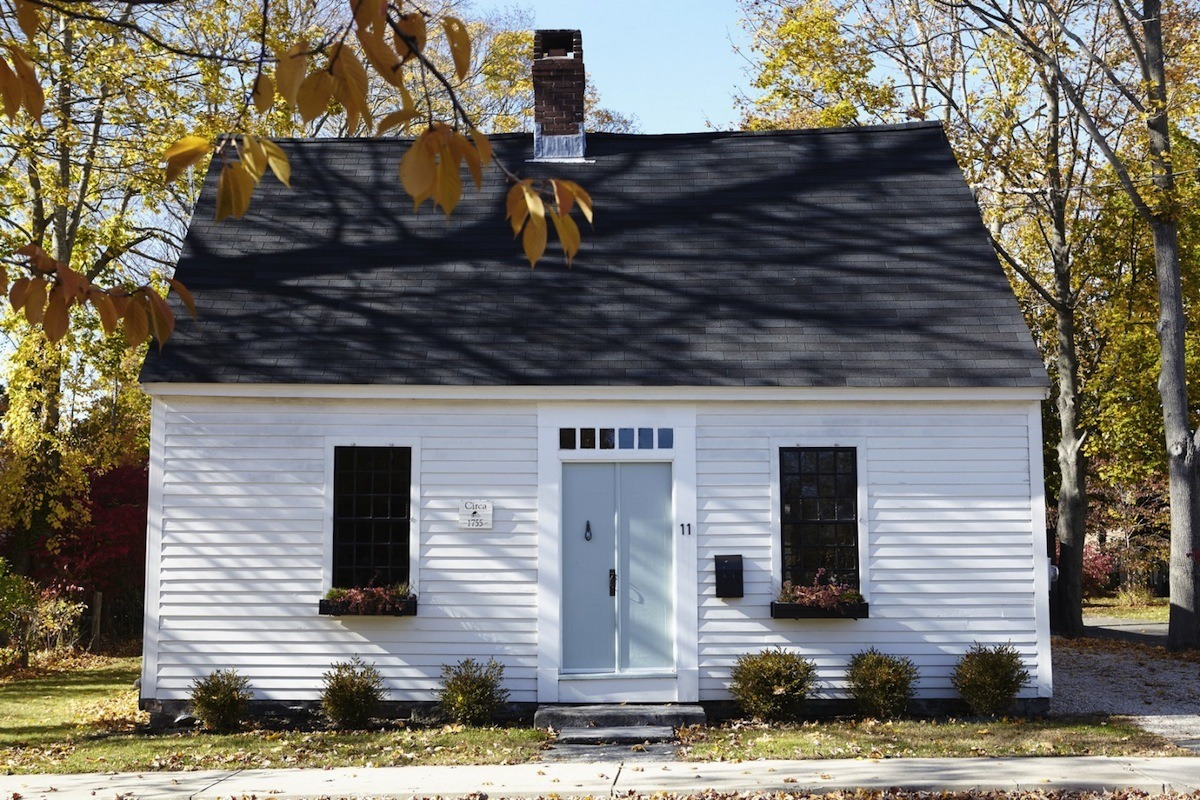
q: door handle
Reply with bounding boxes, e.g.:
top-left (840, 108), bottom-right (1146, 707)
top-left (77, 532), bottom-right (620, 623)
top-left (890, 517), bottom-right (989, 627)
top-left (585, 520), bottom-right (592, 541)
top-left (609, 569), bottom-right (616, 596)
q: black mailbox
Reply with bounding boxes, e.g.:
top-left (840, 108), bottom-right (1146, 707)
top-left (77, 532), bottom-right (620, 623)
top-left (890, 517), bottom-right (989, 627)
top-left (715, 554), bottom-right (744, 598)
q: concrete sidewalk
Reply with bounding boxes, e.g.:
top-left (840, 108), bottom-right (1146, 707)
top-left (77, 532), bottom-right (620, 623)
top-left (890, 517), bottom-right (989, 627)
top-left (3, 757), bottom-right (1200, 799)
top-left (1084, 615), bottom-right (1170, 646)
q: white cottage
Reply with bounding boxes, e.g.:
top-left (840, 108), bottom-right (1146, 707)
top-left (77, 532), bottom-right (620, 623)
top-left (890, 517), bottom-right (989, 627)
top-left (139, 31), bottom-right (1051, 719)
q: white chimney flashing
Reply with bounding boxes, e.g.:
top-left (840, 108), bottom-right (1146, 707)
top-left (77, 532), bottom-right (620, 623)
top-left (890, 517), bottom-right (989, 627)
top-left (532, 123), bottom-right (589, 162)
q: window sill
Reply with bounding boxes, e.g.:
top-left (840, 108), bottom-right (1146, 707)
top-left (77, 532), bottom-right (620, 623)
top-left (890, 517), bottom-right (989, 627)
top-left (318, 598), bottom-right (418, 617)
top-left (770, 601), bottom-right (869, 619)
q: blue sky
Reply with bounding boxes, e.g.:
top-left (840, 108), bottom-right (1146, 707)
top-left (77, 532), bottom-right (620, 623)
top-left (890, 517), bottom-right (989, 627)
top-left (471, 0), bottom-right (753, 133)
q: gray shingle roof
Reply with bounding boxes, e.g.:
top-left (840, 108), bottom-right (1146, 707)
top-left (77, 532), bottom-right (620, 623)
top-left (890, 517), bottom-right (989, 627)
top-left (141, 122), bottom-right (1048, 389)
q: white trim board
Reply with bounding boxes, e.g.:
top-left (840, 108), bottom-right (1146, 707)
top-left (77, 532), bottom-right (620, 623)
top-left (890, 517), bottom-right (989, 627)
top-left (143, 383), bottom-right (1049, 403)
top-left (140, 399), bottom-right (168, 699)
top-left (1027, 403), bottom-right (1053, 698)
top-left (535, 404), bottom-right (699, 703)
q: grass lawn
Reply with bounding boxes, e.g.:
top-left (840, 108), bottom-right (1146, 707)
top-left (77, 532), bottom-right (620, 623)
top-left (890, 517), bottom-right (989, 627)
top-left (1083, 597), bottom-right (1169, 622)
top-left (678, 717), bottom-right (1184, 761)
top-left (3, 726), bottom-right (552, 774)
top-left (0, 655), bottom-right (143, 749)
top-left (0, 655), bottom-right (548, 774)
top-left (0, 651), bottom-right (1189, 774)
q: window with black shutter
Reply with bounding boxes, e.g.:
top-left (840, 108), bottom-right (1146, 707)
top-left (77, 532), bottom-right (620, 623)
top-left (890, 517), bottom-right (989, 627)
top-left (332, 446), bottom-right (412, 589)
top-left (779, 446), bottom-right (859, 588)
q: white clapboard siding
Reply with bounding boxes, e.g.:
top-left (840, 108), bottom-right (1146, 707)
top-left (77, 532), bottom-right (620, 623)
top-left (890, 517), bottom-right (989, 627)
top-left (147, 397), bottom-right (540, 702)
top-left (694, 401), bottom-right (1048, 701)
top-left (146, 392), bottom-right (1046, 706)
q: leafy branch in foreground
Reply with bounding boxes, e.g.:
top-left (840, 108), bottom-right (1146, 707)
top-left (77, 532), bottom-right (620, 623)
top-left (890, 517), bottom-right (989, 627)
top-left (4, 245), bottom-right (195, 348)
top-left (167, 0), bottom-right (595, 266)
top-left (3, 0), bottom-right (595, 347)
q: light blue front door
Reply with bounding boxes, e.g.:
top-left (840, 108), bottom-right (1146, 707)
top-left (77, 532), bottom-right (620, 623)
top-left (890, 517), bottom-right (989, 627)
top-left (562, 463), bottom-right (674, 673)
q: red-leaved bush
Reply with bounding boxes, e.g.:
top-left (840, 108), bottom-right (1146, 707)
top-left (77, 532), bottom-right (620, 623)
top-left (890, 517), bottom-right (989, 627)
top-left (1053, 541), bottom-right (1118, 598)
top-left (1082, 543), bottom-right (1117, 598)
top-left (30, 464), bottom-right (148, 639)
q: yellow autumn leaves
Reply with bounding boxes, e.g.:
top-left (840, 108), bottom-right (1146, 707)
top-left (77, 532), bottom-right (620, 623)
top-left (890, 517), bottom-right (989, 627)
top-left (163, 134), bottom-right (291, 222)
top-left (268, 3), bottom-right (471, 134)
top-left (400, 123), bottom-right (491, 216)
top-left (2, 0), bottom-right (189, 350)
top-left (5, 246), bottom-right (196, 347)
top-left (6, 0), bottom-right (593, 354)
top-left (163, 136), bottom-right (211, 184)
top-left (397, 125), bottom-right (593, 266)
top-left (507, 179), bottom-right (593, 266)
top-left (1, 1), bottom-right (42, 122)
top-left (159, 1), bottom-right (593, 268)
top-left (159, 2), bottom-right (474, 224)
top-left (215, 136), bottom-right (291, 222)
top-left (0, 43), bottom-right (41, 121)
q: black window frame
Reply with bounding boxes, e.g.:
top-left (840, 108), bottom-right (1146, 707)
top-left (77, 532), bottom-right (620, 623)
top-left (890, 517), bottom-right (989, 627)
top-left (779, 446), bottom-right (860, 590)
top-left (332, 445), bottom-right (412, 590)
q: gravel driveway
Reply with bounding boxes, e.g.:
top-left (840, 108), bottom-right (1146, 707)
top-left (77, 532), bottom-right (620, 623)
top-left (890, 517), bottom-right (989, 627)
top-left (1052, 637), bottom-right (1200, 750)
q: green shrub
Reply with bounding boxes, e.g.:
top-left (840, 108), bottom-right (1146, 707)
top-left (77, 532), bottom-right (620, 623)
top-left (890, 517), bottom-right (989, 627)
top-left (189, 669), bottom-right (252, 731)
top-left (321, 656), bottom-right (385, 729)
top-left (846, 648), bottom-right (918, 718)
top-left (33, 588), bottom-right (86, 652)
top-left (0, 564), bottom-right (87, 667)
top-left (952, 643), bottom-right (1030, 717)
top-left (438, 657), bottom-right (509, 725)
top-left (729, 647), bottom-right (817, 721)
top-left (0, 561), bottom-right (37, 667)
top-left (1116, 581), bottom-right (1155, 607)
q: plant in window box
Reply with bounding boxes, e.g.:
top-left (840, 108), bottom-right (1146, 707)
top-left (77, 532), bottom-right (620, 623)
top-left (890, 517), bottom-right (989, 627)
top-left (771, 569), bottom-right (868, 619)
top-left (319, 583), bottom-right (417, 616)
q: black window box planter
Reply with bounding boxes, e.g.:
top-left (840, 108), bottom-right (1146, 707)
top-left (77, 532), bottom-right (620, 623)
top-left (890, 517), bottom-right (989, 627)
top-left (318, 598), bottom-right (418, 617)
top-left (770, 601), bottom-right (869, 619)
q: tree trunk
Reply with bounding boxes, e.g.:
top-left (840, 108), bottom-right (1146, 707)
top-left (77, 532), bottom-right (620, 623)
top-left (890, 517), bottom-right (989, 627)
top-left (1053, 297), bottom-right (1086, 636)
top-left (1045, 74), bottom-right (1087, 636)
top-left (1141, 0), bottom-right (1200, 649)
top-left (1153, 218), bottom-right (1200, 649)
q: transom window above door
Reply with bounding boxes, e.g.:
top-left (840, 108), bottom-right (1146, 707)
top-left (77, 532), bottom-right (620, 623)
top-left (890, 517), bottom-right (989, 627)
top-left (559, 427), bottom-right (674, 451)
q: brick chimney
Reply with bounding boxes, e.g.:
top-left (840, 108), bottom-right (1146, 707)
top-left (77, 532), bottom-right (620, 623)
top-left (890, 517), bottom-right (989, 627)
top-left (532, 29), bottom-right (586, 161)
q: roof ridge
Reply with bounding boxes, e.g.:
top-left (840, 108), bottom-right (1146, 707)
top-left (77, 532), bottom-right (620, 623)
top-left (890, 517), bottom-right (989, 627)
top-left (590, 121), bottom-right (945, 140)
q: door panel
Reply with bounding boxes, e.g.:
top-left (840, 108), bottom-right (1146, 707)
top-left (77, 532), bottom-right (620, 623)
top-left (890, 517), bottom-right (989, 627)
top-left (562, 464), bottom-right (617, 672)
top-left (618, 463), bottom-right (674, 670)
top-left (562, 462), bottom-right (674, 674)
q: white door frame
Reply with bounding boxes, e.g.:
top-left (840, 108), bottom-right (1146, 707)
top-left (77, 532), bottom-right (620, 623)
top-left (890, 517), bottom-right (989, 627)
top-left (536, 404), bottom-right (698, 703)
